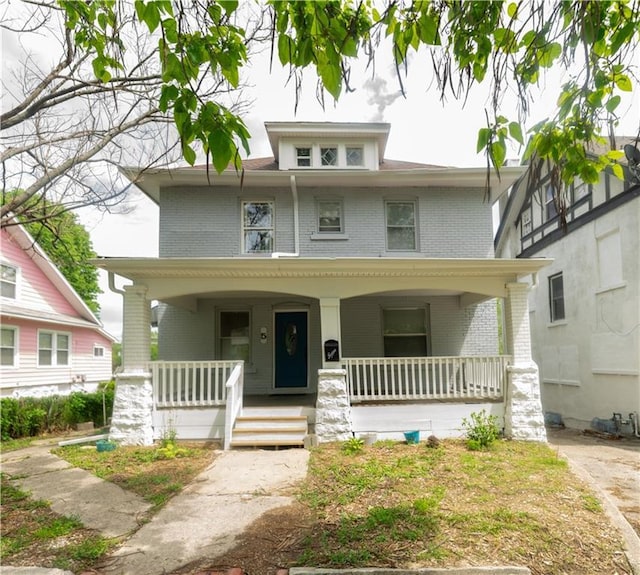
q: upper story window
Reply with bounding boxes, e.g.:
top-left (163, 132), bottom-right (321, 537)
top-left (38, 330), bottom-right (70, 366)
top-left (242, 201), bottom-right (274, 253)
top-left (320, 147), bottom-right (338, 166)
top-left (383, 307), bottom-right (429, 357)
top-left (219, 311), bottom-right (250, 362)
top-left (296, 147), bottom-right (311, 167)
top-left (545, 185), bottom-right (558, 221)
top-left (317, 200), bottom-right (343, 233)
top-left (520, 205), bottom-right (532, 236)
top-left (548, 273), bottom-right (565, 322)
top-left (1, 326), bottom-right (17, 367)
top-left (385, 201), bottom-right (417, 251)
top-left (1, 263), bottom-right (17, 299)
top-left (93, 345), bottom-right (105, 358)
top-left (346, 147), bottom-right (364, 166)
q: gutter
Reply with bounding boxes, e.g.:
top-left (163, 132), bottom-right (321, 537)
top-left (271, 174), bottom-right (300, 258)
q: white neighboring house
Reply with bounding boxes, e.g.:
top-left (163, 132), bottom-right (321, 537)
top-left (1, 220), bottom-right (116, 398)
top-left (495, 139), bottom-right (640, 436)
top-left (94, 121), bottom-right (551, 447)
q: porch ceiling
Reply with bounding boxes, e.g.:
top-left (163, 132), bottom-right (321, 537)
top-left (93, 257), bottom-right (551, 304)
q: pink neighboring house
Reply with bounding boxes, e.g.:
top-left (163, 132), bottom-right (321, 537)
top-left (1, 220), bottom-right (116, 398)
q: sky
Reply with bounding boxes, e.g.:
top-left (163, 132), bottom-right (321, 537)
top-left (63, 33), bottom-right (640, 339)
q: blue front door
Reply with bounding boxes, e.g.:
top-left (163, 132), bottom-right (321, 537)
top-left (275, 311), bottom-right (308, 389)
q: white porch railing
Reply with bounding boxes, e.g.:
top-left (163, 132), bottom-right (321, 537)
top-left (342, 356), bottom-right (510, 402)
top-left (151, 360), bottom-right (241, 408)
top-left (223, 362), bottom-right (244, 450)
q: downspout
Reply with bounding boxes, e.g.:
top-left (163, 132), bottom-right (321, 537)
top-left (271, 174), bottom-right (300, 258)
top-left (108, 271), bottom-right (126, 295)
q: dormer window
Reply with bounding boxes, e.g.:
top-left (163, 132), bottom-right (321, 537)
top-left (296, 147), bottom-right (311, 167)
top-left (1, 263), bottom-right (17, 299)
top-left (320, 147), bottom-right (338, 166)
top-left (346, 147), bottom-right (364, 166)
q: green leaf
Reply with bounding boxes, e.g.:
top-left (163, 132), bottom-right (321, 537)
top-left (318, 61), bottom-right (342, 100)
top-left (507, 2), bottom-right (518, 18)
top-left (277, 34), bottom-right (293, 65)
top-left (209, 132), bottom-right (234, 173)
top-left (182, 144), bottom-right (197, 166)
top-left (218, 0), bottom-right (239, 16)
top-left (491, 140), bottom-right (507, 168)
top-left (614, 74), bottom-right (633, 92)
top-left (509, 122), bottom-right (524, 146)
top-left (606, 95), bottom-right (621, 113)
top-left (477, 128), bottom-right (491, 153)
top-left (611, 163), bottom-right (624, 180)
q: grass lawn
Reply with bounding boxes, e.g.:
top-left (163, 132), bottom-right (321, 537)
top-left (0, 440), bottom-right (216, 572)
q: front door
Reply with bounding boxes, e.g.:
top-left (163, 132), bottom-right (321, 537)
top-left (274, 311), bottom-right (308, 389)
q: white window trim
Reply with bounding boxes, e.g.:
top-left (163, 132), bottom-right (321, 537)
top-left (295, 146), bottom-right (312, 167)
top-left (382, 306), bottom-right (430, 357)
top-left (93, 345), bottom-right (105, 358)
top-left (316, 198), bottom-right (345, 234)
top-left (320, 146), bottom-right (339, 167)
top-left (241, 200), bottom-right (275, 254)
top-left (346, 146), bottom-right (364, 167)
top-left (1, 262), bottom-right (19, 300)
top-left (291, 143), bottom-right (368, 169)
top-left (1, 325), bottom-right (19, 368)
top-left (37, 329), bottom-right (72, 368)
top-left (384, 199), bottom-right (418, 252)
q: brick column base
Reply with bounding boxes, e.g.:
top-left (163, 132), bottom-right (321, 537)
top-left (504, 362), bottom-right (547, 442)
top-left (109, 370), bottom-right (154, 446)
top-left (315, 369), bottom-right (352, 443)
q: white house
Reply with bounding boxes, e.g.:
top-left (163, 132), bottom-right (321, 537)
top-left (494, 138), bottom-right (640, 437)
top-left (94, 121), bottom-right (550, 447)
top-left (1, 220), bottom-right (115, 398)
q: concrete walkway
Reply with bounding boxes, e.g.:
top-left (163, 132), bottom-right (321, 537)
top-left (1, 443), bottom-right (309, 575)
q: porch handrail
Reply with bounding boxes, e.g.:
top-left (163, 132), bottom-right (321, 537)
top-left (223, 362), bottom-right (244, 450)
top-left (342, 355), bottom-right (511, 402)
top-left (151, 360), bottom-right (240, 408)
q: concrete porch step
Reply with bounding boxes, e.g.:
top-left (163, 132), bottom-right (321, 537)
top-left (234, 415), bottom-right (308, 431)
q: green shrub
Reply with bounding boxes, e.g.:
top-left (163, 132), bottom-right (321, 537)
top-left (0, 384), bottom-right (115, 441)
top-left (341, 436), bottom-right (365, 455)
top-left (461, 409), bottom-right (501, 450)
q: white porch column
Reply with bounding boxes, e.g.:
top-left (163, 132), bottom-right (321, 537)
top-left (319, 297), bottom-right (342, 368)
top-left (110, 285), bottom-right (153, 446)
top-left (504, 282), bottom-right (547, 442)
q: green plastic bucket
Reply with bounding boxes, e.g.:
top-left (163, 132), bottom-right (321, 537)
top-left (96, 439), bottom-right (117, 452)
top-left (404, 430), bottom-right (420, 444)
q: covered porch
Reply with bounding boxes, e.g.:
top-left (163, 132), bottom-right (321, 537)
top-left (93, 257), bottom-right (550, 446)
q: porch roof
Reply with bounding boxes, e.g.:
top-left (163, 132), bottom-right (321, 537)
top-left (93, 257), bottom-right (551, 306)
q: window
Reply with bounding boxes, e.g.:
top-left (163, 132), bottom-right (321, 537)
top-left (1, 264), bottom-right (17, 299)
top-left (545, 185), bottom-right (558, 221)
top-left (549, 273), bottom-right (565, 322)
top-left (38, 330), bottom-right (70, 366)
top-left (520, 205), bottom-right (532, 236)
top-left (219, 311), bottom-right (250, 362)
top-left (346, 147), bottom-right (363, 166)
top-left (320, 147), bottom-right (337, 166)
top-left (317, 200), bottom-right (343, 233)
top-left (242, 201), bottom-right (274, 253)
top-left (93, 346), bottom-right (105, 358)
top-left (1, 327), bottom-right (17, 366)
top-left (296, 147), bottom-right (311, 167)
top-left (383, 308), bottom-right (429, 357)
top-left (385, 201), bottom-right (417, 250)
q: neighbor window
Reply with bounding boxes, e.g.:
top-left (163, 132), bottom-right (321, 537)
top-left (1, 264), bottom-right (17, 299)
top-left (93, 346), bottom-right (105, 358)
top-left (346, 147), bottom-right (364, 166)
top-left (1, 327), bottom-right (17, 366)
top-left (38, 330), bottom-right (70, 366)
top-left (296, 147), bottom-right (311, 167)
top-left (219, 311), bottom-right (250, 362)
top-left (385, 201), bottom-right (417, 250)
top-left (545, 185), bottom-right (558, 221)
top-left (242, 201), bottom-right (274, 253)
top-left (383, 308), bottom-right (429, 357)
top-left (520, 205), bottom-right (532, 236)
top-left (549, 273), bottom-right (565, 322)
top-left (317, 200), bottom-right (343, 233)
top-left (320, 147), bottom-right (338, 166)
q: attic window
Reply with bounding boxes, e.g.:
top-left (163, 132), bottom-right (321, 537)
top-left (321, 147), bottom-right (337, 166)
top-left (296, 147), bottom-right (311, 167)
top-left (1, 264), bottom-right (17, 299)
top-left (346, 147), bottom-right (363, 166)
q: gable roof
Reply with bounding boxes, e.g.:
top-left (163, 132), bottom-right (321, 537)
top-left (1, 219), bottom-right (116, 341)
